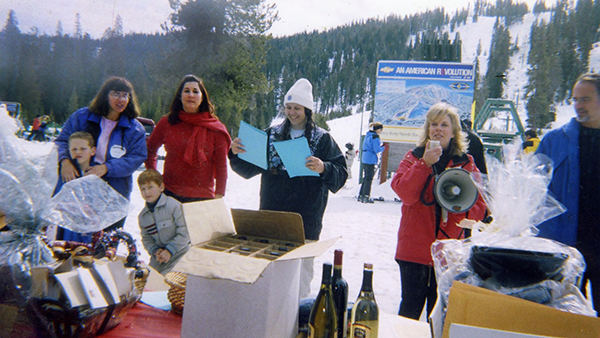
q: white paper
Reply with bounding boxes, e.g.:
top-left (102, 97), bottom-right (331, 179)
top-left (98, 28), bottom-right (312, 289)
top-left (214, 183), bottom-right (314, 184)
top-left (94, 261), bottom-right (121, 304)
top-left (107, 259), bottom-right (133, 296)
top-left (54, 270), bottom-right (89, 307)
top-left (77, 267), bottom-right (108, 309)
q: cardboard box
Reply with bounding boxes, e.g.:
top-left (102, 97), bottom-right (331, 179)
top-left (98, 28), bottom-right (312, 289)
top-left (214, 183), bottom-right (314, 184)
top-left (441, 282), bottom-right (600, 338)
top-left (448, 323), bottom-right (558, 338)
top-left (0, 211), bottom-right (5, 229)
top-left (174, 199), bottom-right (338, 338)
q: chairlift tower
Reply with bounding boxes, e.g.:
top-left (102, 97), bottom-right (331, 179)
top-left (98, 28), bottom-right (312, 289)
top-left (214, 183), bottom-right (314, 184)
top-left (473, 99), bottom-right (526, 161)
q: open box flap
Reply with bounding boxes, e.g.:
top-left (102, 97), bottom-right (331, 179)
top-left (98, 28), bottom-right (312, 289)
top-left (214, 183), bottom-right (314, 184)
top-left (182, 199), bottom-right (236, 245)
top-left (173, 247), bottom-right (271, 284)
top-left (231, 208), bottom-right (305, 244)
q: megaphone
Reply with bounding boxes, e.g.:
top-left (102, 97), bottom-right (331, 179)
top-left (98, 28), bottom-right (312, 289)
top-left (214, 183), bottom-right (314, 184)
top-left (433, 168), bottom-right (479, 214)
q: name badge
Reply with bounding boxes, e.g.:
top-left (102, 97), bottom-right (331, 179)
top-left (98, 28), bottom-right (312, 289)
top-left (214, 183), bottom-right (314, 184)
top-left (110, 145), bottom-right (126, 158)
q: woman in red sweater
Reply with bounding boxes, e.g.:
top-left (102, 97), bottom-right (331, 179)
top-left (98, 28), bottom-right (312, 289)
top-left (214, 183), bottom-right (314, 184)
top-left (391, 102), bottom-right (487, 320)
top-left (145, 75), bottom-right (231, 202)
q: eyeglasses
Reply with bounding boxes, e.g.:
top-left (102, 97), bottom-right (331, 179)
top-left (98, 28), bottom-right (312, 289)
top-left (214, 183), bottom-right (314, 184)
top-left (109, 91), bottom-right (130, 100)
top-left (572, 97), bottom-right (592, 104)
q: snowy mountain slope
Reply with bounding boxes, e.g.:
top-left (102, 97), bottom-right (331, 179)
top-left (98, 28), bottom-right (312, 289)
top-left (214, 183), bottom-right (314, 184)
top-left (14, 9), bottom-right (600, 320)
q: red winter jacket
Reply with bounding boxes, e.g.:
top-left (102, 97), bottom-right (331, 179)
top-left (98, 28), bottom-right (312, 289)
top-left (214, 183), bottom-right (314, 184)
top-left (391, 149), bottom-right (487, 266)
top-left (145, 112), bottom-right (231, 198)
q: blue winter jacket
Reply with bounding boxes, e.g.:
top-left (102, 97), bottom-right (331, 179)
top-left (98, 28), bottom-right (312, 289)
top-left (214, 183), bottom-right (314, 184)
top-left (54, 107), bottom-right (147, 199)
top-left (361, 131), bottom-right (386, 165)
top-left (535, 118), bottom-right (580, 246)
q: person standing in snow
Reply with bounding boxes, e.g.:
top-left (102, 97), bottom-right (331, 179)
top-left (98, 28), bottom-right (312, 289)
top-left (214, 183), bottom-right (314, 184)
top-left (535, 72), bottom-right (600, 314)
top-left (27, 115), bottom-right (41, 141)
top-left (391, 103), bottom-right (487, 320)
top-left (145, 75), bottom-right (231, 203)
top-left (358, 122), bottom-right (387, 203)
top-left (229, 78), bottom-right (347, 298)
top-left (522, 129), bottom-right (540, 154)
top-left (344, 142), bottom-right (357, 179)
top-left (55, 76), bottom-right (147, 232)
top-left (228, 78), bottom-right (348, 241)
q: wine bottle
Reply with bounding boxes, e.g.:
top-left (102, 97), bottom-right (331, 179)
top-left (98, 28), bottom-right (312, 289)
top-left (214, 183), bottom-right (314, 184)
top-left (332, 250), bottom-right (349, 338)
top-left (350, 263), bottom-right (379, 338)
top-left (308, 263), bottom-right (338, 338)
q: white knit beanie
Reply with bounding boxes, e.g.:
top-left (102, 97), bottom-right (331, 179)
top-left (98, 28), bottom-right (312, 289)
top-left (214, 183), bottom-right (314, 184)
top-left (284, 78), bottom-right (314, 111)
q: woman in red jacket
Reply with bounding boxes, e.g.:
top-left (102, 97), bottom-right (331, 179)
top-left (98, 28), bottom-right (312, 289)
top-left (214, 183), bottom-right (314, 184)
top-left (391, 102), bottom-right (487, 320)
top-left (146, 75), bottom-right (231, 202)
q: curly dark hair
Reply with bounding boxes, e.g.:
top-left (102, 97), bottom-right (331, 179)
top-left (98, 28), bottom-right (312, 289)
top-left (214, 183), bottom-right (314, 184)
top-left (88, 76), bottom-right (140, 119)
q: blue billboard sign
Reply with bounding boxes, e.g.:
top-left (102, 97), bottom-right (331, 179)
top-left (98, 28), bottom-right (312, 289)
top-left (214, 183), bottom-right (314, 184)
top-left (374, 61), bottom-right (475, 143)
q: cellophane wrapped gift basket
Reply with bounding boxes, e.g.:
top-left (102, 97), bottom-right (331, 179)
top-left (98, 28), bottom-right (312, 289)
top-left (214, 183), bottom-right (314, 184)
top-left (0, 108), bottom-right (148, 338)
top-left (430, 145), bottom-right (596, 337)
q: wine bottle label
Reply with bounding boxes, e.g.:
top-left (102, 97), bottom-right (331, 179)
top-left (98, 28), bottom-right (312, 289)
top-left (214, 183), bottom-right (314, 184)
top-left (351, 324), bottom-right (371, 338)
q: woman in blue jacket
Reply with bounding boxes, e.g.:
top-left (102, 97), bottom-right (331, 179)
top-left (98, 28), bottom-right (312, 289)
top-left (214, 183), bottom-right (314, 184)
top-left (54, 76), bottom-right (147, 233)
top-left (358, 122), bottom-right (387, 203)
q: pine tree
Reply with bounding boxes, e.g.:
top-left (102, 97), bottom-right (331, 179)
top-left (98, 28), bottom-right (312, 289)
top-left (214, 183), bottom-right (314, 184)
top-left (525, 19), bottom-right (561, 129)
top-left (485, 19), bottom-right (511, 99)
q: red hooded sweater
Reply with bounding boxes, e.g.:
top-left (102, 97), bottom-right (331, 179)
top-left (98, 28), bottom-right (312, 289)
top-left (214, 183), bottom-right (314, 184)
top-left (146, 112), bottom-right (231, 198)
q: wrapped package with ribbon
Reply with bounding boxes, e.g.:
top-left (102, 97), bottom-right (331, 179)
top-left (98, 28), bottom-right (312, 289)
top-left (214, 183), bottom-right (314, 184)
top-left (0, 107), bottom-right (145, 338)
top-left (430, 143), bottom-right (595, 337)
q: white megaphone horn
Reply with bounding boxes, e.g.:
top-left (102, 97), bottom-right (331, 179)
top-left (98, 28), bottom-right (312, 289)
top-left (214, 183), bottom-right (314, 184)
top-left (433, 168), bottom-right (479, 222)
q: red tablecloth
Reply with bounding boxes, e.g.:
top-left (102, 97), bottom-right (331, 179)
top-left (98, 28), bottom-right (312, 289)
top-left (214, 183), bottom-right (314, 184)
top-left (97, 302), bottom-right (181, 338)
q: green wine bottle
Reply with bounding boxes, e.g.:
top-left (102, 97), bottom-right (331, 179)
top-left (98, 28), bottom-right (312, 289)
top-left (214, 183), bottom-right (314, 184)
top-left (308, 263), bottom-right (338, 338)
top-left (350, 263), bottom-right (378, 338)
top-left (332, 250), bottom-right (348, 338)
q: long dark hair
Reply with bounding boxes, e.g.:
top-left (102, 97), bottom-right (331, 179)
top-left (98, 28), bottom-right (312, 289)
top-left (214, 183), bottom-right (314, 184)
top-left (281, 107), bottom-right (315, 143)
top-left (88, 76), bottom-right (140, 119)
top-left (168, 75), bottom-right (215, 124)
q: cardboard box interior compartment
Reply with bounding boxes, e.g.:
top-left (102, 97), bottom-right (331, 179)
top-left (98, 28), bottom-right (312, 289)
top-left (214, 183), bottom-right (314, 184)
top-left (175, 199), bottom-right (338, 338)
top-left (441, 281), bottom-right (600, 338)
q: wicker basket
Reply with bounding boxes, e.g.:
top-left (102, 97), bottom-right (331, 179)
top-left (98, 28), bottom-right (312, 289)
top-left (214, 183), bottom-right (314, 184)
top-left (164, 271), bottom-right (187, 315)
top-left (134, 267), bottom-right (150, 295)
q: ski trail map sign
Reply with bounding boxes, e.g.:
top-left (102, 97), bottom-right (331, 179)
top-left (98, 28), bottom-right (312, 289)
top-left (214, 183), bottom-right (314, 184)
top-left (374, 61), bottom-right (475, 143)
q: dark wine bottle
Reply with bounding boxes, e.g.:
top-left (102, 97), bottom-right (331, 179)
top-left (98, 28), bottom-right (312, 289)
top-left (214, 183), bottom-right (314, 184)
top-left (350, 263), bottom-right (379, 338)
top-left (308, 263), bottom-right (338, 338)
top-left (332, 250), bottom-right (349, 338)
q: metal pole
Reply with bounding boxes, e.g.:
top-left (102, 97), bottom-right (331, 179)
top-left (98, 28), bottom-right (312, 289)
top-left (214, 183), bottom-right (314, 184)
top-left (358, 102), bottom-right (365, 185)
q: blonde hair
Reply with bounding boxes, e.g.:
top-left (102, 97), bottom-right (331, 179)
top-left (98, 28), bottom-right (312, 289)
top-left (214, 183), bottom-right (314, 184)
top-left (69, 131), bottom-right (95, 148)
top-left (417, 102), bottom-right (467, 156)
top-left (137, 169), bottom-right (164, 187)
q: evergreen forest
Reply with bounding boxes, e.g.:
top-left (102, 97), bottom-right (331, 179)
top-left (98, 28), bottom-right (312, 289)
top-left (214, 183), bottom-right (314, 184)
top-left (1, 0), bottom-right (600, 133)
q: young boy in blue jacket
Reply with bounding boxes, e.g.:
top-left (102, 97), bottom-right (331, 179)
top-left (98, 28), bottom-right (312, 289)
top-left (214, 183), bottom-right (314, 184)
top-left (54, 131), bottom-right (98, 242)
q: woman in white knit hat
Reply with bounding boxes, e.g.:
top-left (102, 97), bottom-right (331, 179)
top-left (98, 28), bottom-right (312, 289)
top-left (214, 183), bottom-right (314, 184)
top-left (229, 78), bottom-right (348, 241)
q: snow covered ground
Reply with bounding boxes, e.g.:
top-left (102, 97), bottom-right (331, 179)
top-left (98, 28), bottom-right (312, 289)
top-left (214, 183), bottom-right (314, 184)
top-left (125, 99), bottom-right (578, 317)
top-left (5, 10), bottom-right (600, 319)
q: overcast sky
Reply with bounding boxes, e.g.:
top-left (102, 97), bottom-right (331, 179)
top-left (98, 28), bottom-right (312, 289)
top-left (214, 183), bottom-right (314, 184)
top-left (0, 0), bottom-right (546, 38)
